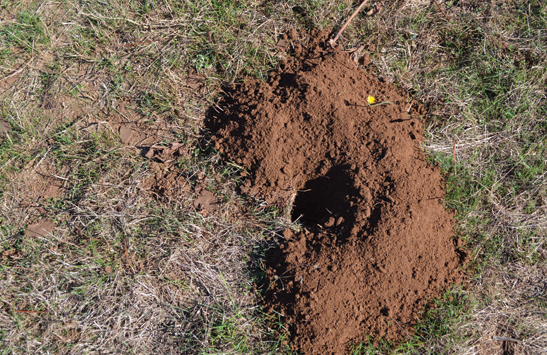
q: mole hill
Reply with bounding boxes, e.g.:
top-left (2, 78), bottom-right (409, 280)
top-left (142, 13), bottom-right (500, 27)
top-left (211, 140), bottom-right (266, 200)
top-left (206, 30), bottom-right (466, 354)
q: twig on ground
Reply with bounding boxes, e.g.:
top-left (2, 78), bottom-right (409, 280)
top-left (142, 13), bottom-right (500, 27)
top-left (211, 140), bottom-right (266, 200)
top-left (123, 231), bottom-right (129, 261)
top-left (369, 101), bottom-right (393, 107)
top-left (493, 336), bottom-right (522, 343)
top-left (331, 0), bottom-right (370, 44)
top-left (433, 0), bottom-right (450, 22)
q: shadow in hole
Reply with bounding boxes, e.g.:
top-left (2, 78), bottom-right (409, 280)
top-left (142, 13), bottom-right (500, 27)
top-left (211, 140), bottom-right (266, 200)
top-left (278, 73), bottom-right (297, 88)
top-left (291, 165), bottom-right (358, 238)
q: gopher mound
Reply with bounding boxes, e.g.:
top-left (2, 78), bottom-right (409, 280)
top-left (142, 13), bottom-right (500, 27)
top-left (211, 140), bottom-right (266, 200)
top-left (207, 31), bottom-right (465, 354)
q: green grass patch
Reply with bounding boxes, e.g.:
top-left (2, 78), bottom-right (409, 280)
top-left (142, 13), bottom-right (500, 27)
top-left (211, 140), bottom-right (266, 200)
top-left (0, 10), bottom-right (49, 58)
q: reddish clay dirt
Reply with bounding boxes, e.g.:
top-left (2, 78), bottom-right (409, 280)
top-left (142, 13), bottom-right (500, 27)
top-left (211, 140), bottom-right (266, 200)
top-left (25, 218), bottom-right (55, 238)
top-left (207, 31), bottom-right (466, 354)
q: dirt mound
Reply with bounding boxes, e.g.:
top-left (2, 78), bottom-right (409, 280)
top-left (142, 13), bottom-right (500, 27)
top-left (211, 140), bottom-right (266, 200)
top-left (207, 31), bottom-right (465, 354)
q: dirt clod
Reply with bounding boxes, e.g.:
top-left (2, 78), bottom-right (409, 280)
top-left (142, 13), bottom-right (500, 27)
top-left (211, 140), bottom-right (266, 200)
top-left (142, 166), bottom-right (191, 201)
top-left (193, 187), bottom-right (219, 215)
top-left (144, 142), bottom-right (188, 163)
top-left (25, 219), bottom-right (55, 238)
top-left (186, 70), bottom-right (206, 91)
top-left (208, 31), bottom-right (465, 354)
top-left (119, 126), bottom-right (133, 143)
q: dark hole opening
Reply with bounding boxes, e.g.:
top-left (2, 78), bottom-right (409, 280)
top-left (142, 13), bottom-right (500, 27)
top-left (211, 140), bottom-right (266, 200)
top-left (291, 165), bottom-right (357, 226)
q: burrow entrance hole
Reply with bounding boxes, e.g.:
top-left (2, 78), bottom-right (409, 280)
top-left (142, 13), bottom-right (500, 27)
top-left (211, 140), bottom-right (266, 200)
top-left (291, 165), bottom-right (358, 226)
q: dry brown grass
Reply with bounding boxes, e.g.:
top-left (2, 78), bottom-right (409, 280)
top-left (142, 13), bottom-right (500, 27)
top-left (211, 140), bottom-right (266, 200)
top-left (467, 263), bottom-right (547, 354)
top-left (0, 1), bottom-right (293, 353)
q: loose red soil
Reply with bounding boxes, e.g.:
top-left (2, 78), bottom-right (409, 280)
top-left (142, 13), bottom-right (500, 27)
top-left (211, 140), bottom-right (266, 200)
top-left (207, 31), bottom-right (466, 354)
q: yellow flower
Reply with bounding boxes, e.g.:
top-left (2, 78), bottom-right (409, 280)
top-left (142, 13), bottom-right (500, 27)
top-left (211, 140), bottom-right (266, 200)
top-left (367, 95), bottom-right (376, 104)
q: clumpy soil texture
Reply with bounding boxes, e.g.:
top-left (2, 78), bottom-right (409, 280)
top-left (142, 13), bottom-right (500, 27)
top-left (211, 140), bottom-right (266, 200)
top-left (207, 31), bottom-right (465, 354)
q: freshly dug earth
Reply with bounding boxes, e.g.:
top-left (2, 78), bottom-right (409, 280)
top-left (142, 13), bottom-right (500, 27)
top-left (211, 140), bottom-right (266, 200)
top-left (207, 31), bottom-right (465, 354)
